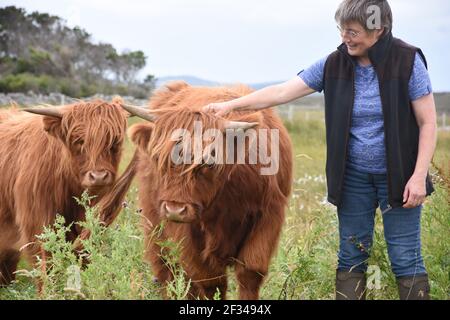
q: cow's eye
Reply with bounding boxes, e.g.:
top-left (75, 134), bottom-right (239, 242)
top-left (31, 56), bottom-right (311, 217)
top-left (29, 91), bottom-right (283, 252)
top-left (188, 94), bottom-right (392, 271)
top-left (111, 142), bottom-right (121, 153)
top-left (72, 139), bottom-right (84, 154)
top-left (201, 162), bottom-right (215, 171)
top-left (74, 139), bottom-right (84, 151)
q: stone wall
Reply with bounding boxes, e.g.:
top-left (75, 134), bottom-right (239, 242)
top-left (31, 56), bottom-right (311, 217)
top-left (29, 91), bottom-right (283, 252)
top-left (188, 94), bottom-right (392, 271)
top-left (0, 92), bottom-right (148, 107)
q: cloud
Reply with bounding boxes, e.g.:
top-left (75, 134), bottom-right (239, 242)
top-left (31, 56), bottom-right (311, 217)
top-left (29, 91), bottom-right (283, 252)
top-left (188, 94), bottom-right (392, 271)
top-left (3, 0), bottom-right (450, 90)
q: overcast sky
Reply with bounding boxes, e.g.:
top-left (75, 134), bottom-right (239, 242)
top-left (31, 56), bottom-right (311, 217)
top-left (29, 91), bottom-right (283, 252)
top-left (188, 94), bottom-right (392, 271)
top-left (3, 0), bottom-right (450, 91)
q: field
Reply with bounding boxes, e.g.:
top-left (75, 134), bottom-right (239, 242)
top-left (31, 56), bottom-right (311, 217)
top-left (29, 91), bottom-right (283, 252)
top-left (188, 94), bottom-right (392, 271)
top-left (0, 108), bottom-right (449, 300)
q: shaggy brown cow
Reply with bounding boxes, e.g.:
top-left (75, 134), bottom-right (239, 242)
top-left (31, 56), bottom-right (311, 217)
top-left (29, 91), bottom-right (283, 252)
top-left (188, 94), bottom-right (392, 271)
top-left (0, 110), bottom-right (9, 122)
top-left (123, 81), bottom-right (293, 300)
top-left (0, 99), bottom-right (128, 285)
top-left (0, 104), bottom-right (18, 122)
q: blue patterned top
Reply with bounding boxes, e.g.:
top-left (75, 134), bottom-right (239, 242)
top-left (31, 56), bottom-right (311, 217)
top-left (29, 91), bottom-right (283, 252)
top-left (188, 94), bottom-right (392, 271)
top-left (297, 52), bottom-right (433, 174)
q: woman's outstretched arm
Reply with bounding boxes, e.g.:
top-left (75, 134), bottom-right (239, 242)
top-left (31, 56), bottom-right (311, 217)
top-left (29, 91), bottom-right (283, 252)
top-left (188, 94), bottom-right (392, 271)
top-left (203, 76), bottom-right (315, 116)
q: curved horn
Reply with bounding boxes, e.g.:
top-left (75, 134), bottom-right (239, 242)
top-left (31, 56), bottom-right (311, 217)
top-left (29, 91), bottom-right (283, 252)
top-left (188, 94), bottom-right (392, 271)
top-left (22, 106), bottom-right (63, 118)
top-left (121, 104), bottom-right (157, 122)
top-left (223, 120), bottom-right (258, 130)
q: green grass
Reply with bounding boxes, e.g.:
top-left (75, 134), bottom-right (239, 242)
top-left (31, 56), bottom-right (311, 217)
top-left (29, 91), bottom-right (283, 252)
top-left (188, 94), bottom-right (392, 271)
top-left (0, 109), bottom-right (449, 300)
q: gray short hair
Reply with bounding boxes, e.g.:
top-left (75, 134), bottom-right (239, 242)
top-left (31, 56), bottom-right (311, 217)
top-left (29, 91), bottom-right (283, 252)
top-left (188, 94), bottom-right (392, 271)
top-left (335, 0), bottom-right (393, 34)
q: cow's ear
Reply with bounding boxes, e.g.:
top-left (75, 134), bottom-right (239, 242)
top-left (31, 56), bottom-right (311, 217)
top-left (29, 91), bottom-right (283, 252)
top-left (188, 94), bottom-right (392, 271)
top-left (128, 123), bottom-right (154, 150)
top-left (42, 116), bottom-right (65, 140)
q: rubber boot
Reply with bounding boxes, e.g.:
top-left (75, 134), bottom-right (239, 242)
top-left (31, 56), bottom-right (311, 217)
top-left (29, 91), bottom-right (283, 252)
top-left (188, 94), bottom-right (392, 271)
top-left (397, 274), bottom-right (430, 300)
top-left (336, 270), bottom-right (366, 300)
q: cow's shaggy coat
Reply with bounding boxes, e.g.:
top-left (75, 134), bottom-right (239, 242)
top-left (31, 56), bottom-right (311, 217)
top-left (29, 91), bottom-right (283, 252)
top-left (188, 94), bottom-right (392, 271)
top-left (127, 81), bottom-right (293, 299)
top-left (0, 99), bottom-right (128, 285)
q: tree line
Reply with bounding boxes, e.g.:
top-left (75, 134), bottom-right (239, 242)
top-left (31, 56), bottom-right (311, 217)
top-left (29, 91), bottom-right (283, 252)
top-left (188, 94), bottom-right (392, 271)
top-left (0, 6), bottom-right (155, 98)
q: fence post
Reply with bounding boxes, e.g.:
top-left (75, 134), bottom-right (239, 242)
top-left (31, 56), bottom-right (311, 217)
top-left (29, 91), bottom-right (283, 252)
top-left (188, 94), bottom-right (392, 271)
top-left (443, 112), bottom-right (446, 128)
top-left (288, 104), bottom-right (294, 122)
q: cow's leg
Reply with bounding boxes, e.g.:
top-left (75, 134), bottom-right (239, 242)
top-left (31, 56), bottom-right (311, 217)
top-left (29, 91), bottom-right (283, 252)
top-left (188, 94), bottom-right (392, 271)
top-left (197, 274), bottom-right (228, 300)
top-left (21, 241), bottom-right (46, 292)
top-left (0, 218), bottom-right (21, 286)
top-left (235, 265), bottom-right (266, 300)
top-left (16, 205), bottom-right (54, 295)
top-left (20, 231), bottom-right (46, 268)
top-left (146, 234), bottom-right (228, 300)
top-left (141, 210), bottom-right (174, 282)
top-left (235, 206), bottom-right (284, 300)
top-left (189, 268), bottom-right (228, 300)
top-left (145, 240), bottom-right (173, 283)
top-left (144, 238), bottom-right (176, 299)
top-left (0, 249), bottom-right (21, 286)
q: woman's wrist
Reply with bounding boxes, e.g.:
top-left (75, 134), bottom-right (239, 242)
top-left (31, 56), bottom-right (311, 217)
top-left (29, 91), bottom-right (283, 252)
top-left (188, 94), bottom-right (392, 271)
top-left (412, 168), bottom-right (429, 180)
top-left (226, 99), bottom-right (248, 113)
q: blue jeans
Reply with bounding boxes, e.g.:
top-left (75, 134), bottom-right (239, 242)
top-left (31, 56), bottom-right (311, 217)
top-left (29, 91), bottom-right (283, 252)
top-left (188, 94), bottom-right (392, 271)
top-left (337, 165), bottom-right (427, 278)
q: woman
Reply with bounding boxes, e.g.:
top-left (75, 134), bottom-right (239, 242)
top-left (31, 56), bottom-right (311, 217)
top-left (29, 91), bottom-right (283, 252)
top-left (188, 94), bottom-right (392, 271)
top-left (204, 0), bottom-right (436, 300)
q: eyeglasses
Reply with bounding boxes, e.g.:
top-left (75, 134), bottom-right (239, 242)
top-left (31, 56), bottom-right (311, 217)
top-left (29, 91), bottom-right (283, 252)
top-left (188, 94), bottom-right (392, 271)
top-left (337, 25), bottom-right (362, 39)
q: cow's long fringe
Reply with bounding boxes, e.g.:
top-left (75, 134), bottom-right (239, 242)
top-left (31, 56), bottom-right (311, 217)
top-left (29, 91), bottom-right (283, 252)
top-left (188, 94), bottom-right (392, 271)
top-left (146, 82), bottom-right (267, 181)
top-left (62, 99), bottom-right (127, 168)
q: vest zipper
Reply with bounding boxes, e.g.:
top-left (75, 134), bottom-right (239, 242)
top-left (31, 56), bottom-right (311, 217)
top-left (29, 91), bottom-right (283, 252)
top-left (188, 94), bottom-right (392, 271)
top-left (338, 67), bottom-right (355, 206)
top-left (376, 68), bottom-right (393, 208)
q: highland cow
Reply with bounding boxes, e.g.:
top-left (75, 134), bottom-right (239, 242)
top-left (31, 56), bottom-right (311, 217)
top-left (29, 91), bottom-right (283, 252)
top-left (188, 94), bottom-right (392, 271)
top-left (0, 99), bottom-right (128, 285)
top-left (123, 81), bottom-right (293, 299)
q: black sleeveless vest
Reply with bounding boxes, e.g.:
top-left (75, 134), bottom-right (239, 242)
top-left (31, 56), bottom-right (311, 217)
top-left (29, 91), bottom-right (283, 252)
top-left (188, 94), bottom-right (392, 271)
top-left (323, 32), bottom-right (434, 208)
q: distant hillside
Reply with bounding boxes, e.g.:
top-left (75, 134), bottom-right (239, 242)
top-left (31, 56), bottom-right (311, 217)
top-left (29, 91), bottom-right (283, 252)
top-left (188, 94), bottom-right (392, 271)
top-left (248, 81), bottom-right (281, 90)
top-left (155, 75), bottom-right (279, 90)
top-left (435, 92), bottom-right (450, 113)
top-left (155, 75), bottom-right (450, 112)
top-left (156, 76), bottom-right (219, 87)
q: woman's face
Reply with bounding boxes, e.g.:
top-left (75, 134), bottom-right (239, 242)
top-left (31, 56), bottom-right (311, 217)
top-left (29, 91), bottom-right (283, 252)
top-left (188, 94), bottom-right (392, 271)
top-left (339, 21), bottom-right (384, 58)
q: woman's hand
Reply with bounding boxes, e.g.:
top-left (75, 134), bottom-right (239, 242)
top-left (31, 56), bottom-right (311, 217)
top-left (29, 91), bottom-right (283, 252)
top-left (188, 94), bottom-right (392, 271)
top-left (403, 174), bottom-right (427, 208)
top-left (203, 102), bottom-right (234, 117)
